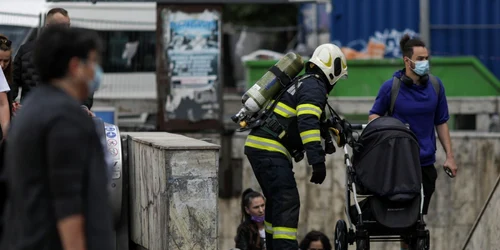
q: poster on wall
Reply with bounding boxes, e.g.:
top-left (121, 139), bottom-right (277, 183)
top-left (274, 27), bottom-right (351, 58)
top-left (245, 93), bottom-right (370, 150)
top-left (162, 8), bottom-right (221, 123)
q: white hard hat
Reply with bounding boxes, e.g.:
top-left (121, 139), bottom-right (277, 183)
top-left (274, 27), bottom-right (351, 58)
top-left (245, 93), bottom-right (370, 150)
top-left (308, 43), bottom-right (348, 86)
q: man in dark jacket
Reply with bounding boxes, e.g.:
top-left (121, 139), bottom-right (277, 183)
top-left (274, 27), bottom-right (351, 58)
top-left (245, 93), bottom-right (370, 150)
top-left (1, 25), bottom-right (113, 250)
top-left (244, 44), bottom-right (349, 250)
top-left (12, 7), bottom-right (95, 113)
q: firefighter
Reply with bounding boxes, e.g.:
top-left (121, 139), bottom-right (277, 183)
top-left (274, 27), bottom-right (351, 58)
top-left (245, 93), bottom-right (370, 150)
top-left (244, 43), bottom-right (349, 250)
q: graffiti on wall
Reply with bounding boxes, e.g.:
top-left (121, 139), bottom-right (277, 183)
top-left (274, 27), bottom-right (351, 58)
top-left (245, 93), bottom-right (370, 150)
top-left (332, 29), bottom-right (419, 60)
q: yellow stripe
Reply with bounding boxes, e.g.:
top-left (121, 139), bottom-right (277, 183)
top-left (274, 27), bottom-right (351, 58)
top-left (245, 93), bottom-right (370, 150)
top-left (273, 108), bottom-right (289, 118)
top-left (267, 100), bottom-right (297, 118)
top-left (245, 135), bottom-right (292, 160)
top-left (272, 227), bottom-right (297, 240)
top-left (276, 102), bottom-right (296, 115)
top-left (273, 227), bottom-right (297, 233)
top-left (245, 142), bottom-right (287, 157)
top-left (297, 104), bottom-right (322, 118)
top-left (265, 221), bottom-right (273, 234)
top-left (273, 234), bottom-right (297, 240)
top-left (299, 129), bottom-right (321, 144)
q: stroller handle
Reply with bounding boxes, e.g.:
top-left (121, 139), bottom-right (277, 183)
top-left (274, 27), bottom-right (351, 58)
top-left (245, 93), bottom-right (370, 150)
top-left (350, 124), bottom-right (367, 130)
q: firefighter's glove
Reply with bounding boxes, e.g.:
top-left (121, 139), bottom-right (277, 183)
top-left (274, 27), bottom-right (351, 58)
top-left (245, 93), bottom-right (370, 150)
top-left (320, 127), bottom-right (336, 154)
top-left (292, 150), bottom-right (305, 163)
top-left (324, 139), bottom-right (336, 154)
top-left (310, 163), bottom-right (326, 184)
top-left (329, 122), bottom-right (347, 148)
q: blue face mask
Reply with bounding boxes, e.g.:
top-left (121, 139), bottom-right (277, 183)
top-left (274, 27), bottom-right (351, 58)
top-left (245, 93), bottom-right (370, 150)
top-left (88, 64), bottom-right (103, 94)
top-left (410, 59), bottom-right (430, 76)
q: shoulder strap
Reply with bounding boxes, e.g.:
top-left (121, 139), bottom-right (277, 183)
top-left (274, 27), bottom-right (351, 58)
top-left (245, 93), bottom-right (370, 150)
top-left (268, 65), bottom-right (292, 88)
top-left (429, 74), bottom-right (440, 96)
top-left (265, 74), bottom-right (305, 114)
top-left (389, 75), bottom-right (440, 116)
top-left (389, 77), bottom-right (401, 116)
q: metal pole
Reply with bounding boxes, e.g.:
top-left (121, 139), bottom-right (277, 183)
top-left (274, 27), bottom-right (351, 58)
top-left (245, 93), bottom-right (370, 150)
top-left (156, 6), bottom-right (167, 131)
top-left (419, 0), bottom-right (431, 50)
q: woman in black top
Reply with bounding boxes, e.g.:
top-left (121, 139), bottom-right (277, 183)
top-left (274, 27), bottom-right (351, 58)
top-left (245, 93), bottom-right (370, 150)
top-left (235, 188), bottom-right (266, 250)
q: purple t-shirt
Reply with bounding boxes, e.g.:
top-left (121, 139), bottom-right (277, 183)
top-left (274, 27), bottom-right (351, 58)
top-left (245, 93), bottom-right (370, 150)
top-left (369, 70), bottom-right (450, 166)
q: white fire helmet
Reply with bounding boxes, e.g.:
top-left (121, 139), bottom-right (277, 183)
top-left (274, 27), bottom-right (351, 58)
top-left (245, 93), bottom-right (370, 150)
top-left (308, 43), bottom-right (348, 86)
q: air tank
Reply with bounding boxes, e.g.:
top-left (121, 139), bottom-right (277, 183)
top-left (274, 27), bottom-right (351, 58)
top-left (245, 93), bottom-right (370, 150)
top-left (231, 52), bottom-right (304, 128)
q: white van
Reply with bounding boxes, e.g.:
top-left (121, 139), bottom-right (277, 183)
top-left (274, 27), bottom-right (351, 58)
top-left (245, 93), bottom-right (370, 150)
top-left (1, 1), bottom-right (158, 126)
top-left (44, 1), bottom-right (158, 101)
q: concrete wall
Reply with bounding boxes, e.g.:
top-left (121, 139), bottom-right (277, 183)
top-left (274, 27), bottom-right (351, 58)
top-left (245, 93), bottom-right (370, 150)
top-left (462, 175), bottom-right (500, 250)
top-left (127, 132), bottom-right (220, 250)
top-left (218, 132), bottom-right (500, 250)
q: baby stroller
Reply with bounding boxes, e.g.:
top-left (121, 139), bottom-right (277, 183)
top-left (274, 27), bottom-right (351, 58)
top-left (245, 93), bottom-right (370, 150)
top-left (333, 116), bottom-right (430, 250)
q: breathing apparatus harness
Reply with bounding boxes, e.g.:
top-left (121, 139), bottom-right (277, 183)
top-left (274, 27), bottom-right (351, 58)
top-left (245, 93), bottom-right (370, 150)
top-left (243, 71), bottom-right (362, 162)
top-left (238, 73), bottom-right (316, 134)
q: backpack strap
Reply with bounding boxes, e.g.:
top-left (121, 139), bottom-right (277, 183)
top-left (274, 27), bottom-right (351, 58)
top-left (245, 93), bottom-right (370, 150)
top-left (429, 74), bottom-right (441, 97)
top-left (388, 75), bottom-right (441, 116)
top-left (388, 76), bottom-right (401, 116)
top-left (268, 65), bottom-right (292, 88)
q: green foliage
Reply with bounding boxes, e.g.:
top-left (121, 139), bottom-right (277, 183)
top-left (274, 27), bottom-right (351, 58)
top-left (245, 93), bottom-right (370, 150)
top-left (223, 4), bottom-right (299, 27)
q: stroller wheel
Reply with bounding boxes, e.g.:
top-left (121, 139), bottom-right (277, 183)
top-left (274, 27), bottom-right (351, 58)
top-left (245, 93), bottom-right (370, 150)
top-left (334, 220), bottom-right (348, 250)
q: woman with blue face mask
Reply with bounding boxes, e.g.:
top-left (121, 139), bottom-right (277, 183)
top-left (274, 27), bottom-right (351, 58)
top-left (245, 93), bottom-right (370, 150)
top-left (235, 188), bottom-right (266, 250)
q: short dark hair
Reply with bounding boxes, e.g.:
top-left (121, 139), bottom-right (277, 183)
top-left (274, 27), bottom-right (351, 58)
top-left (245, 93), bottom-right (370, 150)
top-left (299, 230), bottom-right (332, 250)
top-left (399, 33), bottom-right (426, 59)
top-left (34, 25), bottom-right (102, 83)
top-left (47, 8), bottom-right (68, 17)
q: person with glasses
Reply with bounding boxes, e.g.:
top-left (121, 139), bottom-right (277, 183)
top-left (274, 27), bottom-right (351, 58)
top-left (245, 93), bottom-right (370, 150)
top-left (298, 231), bottom-right (332, 250)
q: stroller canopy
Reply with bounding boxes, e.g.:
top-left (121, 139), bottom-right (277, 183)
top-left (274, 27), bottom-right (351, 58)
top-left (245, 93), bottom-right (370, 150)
top-left (352, 116), bottom-right (422, 201)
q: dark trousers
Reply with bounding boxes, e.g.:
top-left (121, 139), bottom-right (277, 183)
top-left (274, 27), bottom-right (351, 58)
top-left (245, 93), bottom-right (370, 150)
top-left (421, 165), bottom-right (438, 215)
top-left (247, 153), bottom-right (299, 250)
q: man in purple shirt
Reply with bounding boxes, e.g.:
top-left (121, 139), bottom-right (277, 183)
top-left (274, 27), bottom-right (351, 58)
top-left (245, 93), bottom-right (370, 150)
top-left (368, 34), bottom-right (457, 250)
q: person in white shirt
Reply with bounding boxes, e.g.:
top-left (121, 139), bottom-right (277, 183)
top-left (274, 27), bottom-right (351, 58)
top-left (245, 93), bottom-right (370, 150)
top-left (0, 35), bottom-right (12, 238)
top-left (0, 34), bottom-right (15, 125)
top-left (0, 60), bottom-right (10, 139)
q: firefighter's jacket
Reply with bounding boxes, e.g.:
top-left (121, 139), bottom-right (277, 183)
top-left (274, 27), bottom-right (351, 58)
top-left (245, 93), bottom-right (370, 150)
top-left (244, 74), bottom-right (328, 166)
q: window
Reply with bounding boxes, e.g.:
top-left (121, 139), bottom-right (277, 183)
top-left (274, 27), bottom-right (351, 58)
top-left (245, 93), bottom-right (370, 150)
top-left (96, 30), bottom-right (156, 73)
top-left (0, 25), bottom-right (35, 57)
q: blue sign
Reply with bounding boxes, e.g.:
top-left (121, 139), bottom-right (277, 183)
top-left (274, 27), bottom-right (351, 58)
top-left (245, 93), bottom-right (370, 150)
top-left (106, 131), bottom-right (117, 138)
top-left (94, 110), bottom-right (116, 125)
top-left (105, 126), bottom-right (116, 132)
